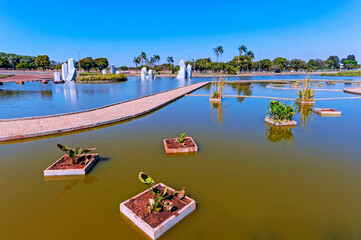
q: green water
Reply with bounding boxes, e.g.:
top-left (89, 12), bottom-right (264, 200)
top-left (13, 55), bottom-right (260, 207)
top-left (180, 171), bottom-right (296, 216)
top-left (0, 82), bottom-right (361, 239)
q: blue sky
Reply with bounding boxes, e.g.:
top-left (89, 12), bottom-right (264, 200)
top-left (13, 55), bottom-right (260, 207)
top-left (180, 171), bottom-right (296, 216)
top-left (0, 0), bottom-right (360, 66)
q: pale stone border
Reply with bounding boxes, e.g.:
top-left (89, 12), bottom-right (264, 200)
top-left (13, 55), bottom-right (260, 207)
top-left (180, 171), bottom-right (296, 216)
top-left (44, 154), bottom-right (99, 176)
top-left (0, 82), bottom-right (209, 142)
top-left (163, 137), bottom-right (198, 154)
top-left (209, 97), bottom-right (222, 102)
top-left (120, 183), bottom-right (196, 240)
top-left (265, 117), bottom-right (297, 126)
top-left (313, 108), bottom-right (341, 116)
top-left (343, 87), bottom-right (361, 95)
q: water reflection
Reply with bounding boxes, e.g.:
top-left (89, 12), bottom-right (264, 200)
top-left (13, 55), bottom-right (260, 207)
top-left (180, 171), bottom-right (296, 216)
top-left (210, 103), bottom-right (224, 125)
top-left (61, 175), bottom-right (99, 194)
top-left (62, 81), bottom-right (78, 104)
top-left (229, 83), bottom-right (253, 103)
top-left (297, 103), bottom-right (313, 134)
top-left (265, 124), bottom-right (295, 144)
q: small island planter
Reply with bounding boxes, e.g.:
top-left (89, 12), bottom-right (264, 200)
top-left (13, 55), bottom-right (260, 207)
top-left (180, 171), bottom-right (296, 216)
top-left (265, 117), bottom-right (297, 127)
top-left (296, 99), bottom-right (315, 105)
top-left (120, 183), bottom-right (196, 240)
top-left (209, 97), bottom-right (222, 103)
top-left (44, 154), bottom-right (99, 176)
top-left (313, 108), bottom-right (341, 116)
top-left (163, 137), bottom-right (198, 154)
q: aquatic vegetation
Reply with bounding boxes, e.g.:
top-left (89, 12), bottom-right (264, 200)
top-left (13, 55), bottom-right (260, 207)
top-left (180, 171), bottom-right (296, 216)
top-left (76, 73), bottom-right (127, 82)
top-left (321, 70), bottom-right (361, 77)
top-left (267, 100), bottom-right (295, 123)
top-left (138, 172), bottom-right (185, 213)
top-left (297, 75), bottom-right (314, 101)
top-left (56, 144), bottom-right (96, 164)
top-left (210, 76), bottom-right (226, 99)
top-left (176, 132), bottom-right (187, 144)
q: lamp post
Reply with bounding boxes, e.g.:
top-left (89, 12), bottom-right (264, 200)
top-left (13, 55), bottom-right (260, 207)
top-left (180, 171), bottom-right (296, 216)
top-left (77, 48), bottom-right (81, 72)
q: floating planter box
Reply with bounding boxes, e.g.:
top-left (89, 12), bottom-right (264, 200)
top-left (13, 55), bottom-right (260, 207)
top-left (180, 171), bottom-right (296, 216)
top-left (16, 81), bottom-right (24, 85)
top-left (120, 183), bottom-right (196, 240)
top-left (44, 154), bottom-right (99, 176)
top-left (313, 108), bottom-right (341, 116)
top-left (209, 97), bottom-right (222, 103)
top-left (42, 80), bottom-right (48, 84)
top-left (163, 137), bottom-right (198, 154)
top-left (265, 117), bottom-right (297, 127)
top-left (296, 99), bottom-right (315, 105)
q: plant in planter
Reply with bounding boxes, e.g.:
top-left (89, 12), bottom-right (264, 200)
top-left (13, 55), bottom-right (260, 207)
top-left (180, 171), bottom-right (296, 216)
top-left (138, 172), bottom-right (185, 213)
top-left (210, 76), bottom-right (225, 102)
top-left (120, 172), bottom-right (196, 240)
top-left (44, 144), bottom-right (98, 176)
top-left (163, 133), bottom-right (198, 154)
top-left (296, 74), bottom-right (315, 105)
top-left (56, 144), bottom-right (96, 165)
top-left (265, 100), bottom-right (297, 126)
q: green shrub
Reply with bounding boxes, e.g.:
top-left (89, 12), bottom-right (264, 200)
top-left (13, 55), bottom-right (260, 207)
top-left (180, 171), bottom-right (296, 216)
top-left (76, 73), bottom-right (127, 82)
top-left (321, 71), bottom-right (361, 77)
top-left (267, 100), bottom-right (295, 122)
top-left (297, 75), bottom-right (314, 101)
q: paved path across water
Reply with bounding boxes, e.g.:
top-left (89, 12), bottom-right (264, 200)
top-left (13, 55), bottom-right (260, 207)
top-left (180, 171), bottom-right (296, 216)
top-left (0, 82), bottom-right (209, 142)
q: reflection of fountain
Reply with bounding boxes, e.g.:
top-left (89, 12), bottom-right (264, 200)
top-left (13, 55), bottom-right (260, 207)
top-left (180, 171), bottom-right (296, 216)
top-left (265, 124), bottom-right (294, 144)
top-left (229, 83), bottom-right (252, 103)
top-left (297, 103), bottom-right (313, 134)
top-left (210, 103), bottom-right (224, 125)
top-left (63, 81), bottom-right (78, 105)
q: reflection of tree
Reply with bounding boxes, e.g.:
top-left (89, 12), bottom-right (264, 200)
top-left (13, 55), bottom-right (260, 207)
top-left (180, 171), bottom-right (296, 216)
top-left (210, 103), bottom-right (224, 125)
top-left (297, 103), bottom-right (313, 134)
top-left (229, 83), bottom-right (252, 103)
top-left (0, 89), bottom-right (52, 99)
top-left (266, 125), bottom-right (294, 144)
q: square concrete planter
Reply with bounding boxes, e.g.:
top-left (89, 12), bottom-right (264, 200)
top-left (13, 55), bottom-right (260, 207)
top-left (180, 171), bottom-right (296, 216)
top-left (120, 183), bottom-right (196, 240)
top-left (44, 154), bottom-right (99, 176)
top-left (163, 137), bottom-right (198, 154)
top-left (209, 97), bottom-right (222, 103)
top-left (314, 108), bottom-right (341, 116)
top-left (296, 99), bottom-right (315, 105)
top-left (265, 117), bottom-right (297, 127)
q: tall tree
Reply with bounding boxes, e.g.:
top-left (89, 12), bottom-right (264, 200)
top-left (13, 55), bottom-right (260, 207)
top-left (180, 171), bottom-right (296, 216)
top-left (133, 57), bottom-right (141, 68)
top-left (94, 58), bottom-right (109, 71)
top-left (166, 56), bottom-right (174, 65)
top-left (154, 55), bottom-right (160, 64)
top-left (79, 57), bottom-right (95, 72)
top-left (237, 45), bottom-right (248, 56)
top-left (213, 46), bottom-right (224, 62)
top-left (140, 52), bottom-right (147, 65)
top-left (327, 56), bottom-right (340, 68)
top-left (246, 51), bottom-right (254, 59)
top-left (273, 57), bottom-right (288, 70)
top-left (35, 55), bottom-right (50, 71)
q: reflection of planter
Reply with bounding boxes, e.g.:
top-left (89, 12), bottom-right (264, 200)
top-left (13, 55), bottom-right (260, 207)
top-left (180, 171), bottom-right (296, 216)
top-left (44, 154), bottom-right (99, 176)
top-left (163, 137), bottom-right (198, 154)
top-left (209, 97), bottom-right (222, 103)
top-left (265, 117), bottom-right (297, 127)
top-left (314, 108), bottom-right (341, 116)
top-left (120, 183), bottom-right (196, 240)
top-left (296, 99), bottom-right (315, 105)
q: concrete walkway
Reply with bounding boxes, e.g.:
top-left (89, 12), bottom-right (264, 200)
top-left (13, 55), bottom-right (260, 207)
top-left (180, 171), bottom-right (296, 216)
top-left (0, 82), bottom-right (209, 142)
top-left (343, 87), bottom-right (361, 95)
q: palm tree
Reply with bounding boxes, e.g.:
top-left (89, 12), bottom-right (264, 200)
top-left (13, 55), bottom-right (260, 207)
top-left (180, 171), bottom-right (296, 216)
top-left (133, 57), bottom-right (141, 68)
top-left (246, 51), bottom-right (254, 59)
top-left (166, 56), bottom-right (174, 65)
top-left (140, 52), bottom-right (147, 65)
top-left (237, 45), bottom-right (248, 56)
top-left (150, 56), bottom-right (156, 67)
top-left (154, 55), bottom-right (160, 64)
top-left (213, 46), bottom-right (224, 62)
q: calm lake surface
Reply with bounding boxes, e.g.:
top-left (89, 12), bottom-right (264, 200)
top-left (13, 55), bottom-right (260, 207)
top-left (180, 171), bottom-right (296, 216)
top-left (0, 74), bottom-right (360, 119)
top-left (0, 76), bottom-right (360, 239)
